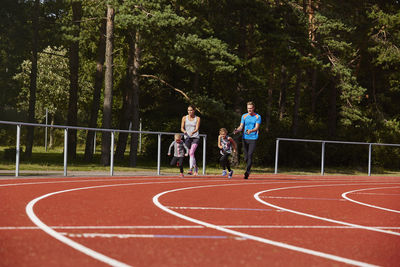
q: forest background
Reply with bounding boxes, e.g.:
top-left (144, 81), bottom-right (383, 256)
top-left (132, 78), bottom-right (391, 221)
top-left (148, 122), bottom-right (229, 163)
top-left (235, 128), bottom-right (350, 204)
top-left (0, 0), bottom-right (399, 172)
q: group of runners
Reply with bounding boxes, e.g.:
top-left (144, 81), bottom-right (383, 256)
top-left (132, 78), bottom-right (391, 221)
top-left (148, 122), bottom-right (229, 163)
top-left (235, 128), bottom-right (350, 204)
top-left (168, 101), bottom-right (261, 179)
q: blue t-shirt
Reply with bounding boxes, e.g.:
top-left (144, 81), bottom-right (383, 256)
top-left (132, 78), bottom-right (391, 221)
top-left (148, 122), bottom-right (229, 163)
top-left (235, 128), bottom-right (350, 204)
top-left (241, 113), bottom-right (261, 140)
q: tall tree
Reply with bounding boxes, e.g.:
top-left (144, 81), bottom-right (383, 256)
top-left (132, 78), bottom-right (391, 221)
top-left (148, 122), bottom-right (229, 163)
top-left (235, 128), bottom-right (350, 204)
top-left (67, 0), bottom-right (82, 159)
top-left (114, 31), bottom-right (141, 165)
top-left (14, 46), bottom-right (69, 149)
top-left (101, 5), bottom-right (115, 166)
top-left (25, 0), bottom-right (40, 159)
top-left (128, 31), bottom-right (141, 167)
top-left (84, 11), bottom-right (107, 161)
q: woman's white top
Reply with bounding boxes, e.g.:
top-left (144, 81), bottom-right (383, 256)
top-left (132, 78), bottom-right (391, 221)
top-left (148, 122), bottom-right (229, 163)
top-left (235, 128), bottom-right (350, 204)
top-left (184, 115), bottom-right (199, 138)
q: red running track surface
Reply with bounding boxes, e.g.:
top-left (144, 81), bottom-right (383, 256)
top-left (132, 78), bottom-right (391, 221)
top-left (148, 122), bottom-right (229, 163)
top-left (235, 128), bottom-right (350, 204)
top-left (1, 174), bottom-right (400, 266)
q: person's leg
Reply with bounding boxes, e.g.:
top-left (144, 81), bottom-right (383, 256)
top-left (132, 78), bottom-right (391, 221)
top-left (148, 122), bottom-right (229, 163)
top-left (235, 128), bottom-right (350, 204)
top-left (242, 137), bottom-right (249, 163)
top-left (178, 157), bottom-right (184, 175)
top-left (220, 154), bottom-right (228, 176)
top-left (189, 144), bottom-right (198, 169)
top-left (226, 155), bottom-right (232, 172)
top-left (185, 138), bottom-right (194, 173)
top-left (244, 140), bottom-right (257, 178)
top-left (170, 157), bottom-right (178, 166)
top-left (189, 138), bottom-right (200, 175)
top-left (242, 138), bottom-right (249, 178)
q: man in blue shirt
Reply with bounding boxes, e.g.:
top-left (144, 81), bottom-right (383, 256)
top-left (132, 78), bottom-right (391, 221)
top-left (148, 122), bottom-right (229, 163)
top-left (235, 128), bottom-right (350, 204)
top-left (234, 101), bottom-right (261, 179)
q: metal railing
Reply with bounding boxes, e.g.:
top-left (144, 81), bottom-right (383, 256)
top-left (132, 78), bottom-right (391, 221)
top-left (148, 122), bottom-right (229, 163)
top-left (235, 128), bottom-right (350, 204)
top-left (0, 120), bottom-right (207, 177)
top-left (274, 138), bottom-right (400, 176)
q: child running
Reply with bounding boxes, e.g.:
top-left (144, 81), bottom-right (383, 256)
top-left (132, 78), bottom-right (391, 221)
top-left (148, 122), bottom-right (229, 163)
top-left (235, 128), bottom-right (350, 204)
top-left (168, 133), bottom-right (189, 177)
top-left (218, 128), bottom-right (237, 179)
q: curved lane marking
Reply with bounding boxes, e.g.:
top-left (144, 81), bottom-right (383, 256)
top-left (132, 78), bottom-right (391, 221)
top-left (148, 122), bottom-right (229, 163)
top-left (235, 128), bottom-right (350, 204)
top-left (25, 180), bottom-right (223, 267)
top-left (23, 179), bottom-right (399, 266)
top-left (254, 184), bottom-right (400, 236)
top-left (342, 186), bottom-right (400, 213)
top-left (152, 183), bottom-right (378, 267)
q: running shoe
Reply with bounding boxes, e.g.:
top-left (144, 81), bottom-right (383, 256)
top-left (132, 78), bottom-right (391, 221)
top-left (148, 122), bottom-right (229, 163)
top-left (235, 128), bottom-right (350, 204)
top-left (193, 166), bottom-right (198, 176)
top-left (180, 173), bottom-right (184, 178)
top-left (222, 170), bottom-right (227, 176)
top-left (244, 172), bottom-right (249, 179)
top-left (228, 170), bottom-right (233, 179)
top-left (187, 169), bottom-right (193, 175)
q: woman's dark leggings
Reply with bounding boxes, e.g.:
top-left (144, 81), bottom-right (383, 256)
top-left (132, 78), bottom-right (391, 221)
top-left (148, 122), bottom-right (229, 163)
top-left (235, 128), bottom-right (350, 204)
top-left (219, 154), bottom-right (231, 171)
top-left (243, 139), bottom-right (257, 173)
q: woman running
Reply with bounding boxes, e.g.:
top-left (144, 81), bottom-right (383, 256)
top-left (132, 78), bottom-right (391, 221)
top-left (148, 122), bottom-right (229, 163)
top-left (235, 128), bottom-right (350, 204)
top-left (181, 105), bottom-right (201, 175)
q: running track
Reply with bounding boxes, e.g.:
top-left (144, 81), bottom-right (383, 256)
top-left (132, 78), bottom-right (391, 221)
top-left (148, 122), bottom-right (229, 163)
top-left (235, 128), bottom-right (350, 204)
top-left (1, 174), bottom-right (399, 266)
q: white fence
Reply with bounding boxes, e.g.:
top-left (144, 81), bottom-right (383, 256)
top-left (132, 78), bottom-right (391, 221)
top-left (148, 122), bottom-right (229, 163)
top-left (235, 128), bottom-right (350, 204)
top-left (274, 138), bottom-right (400, 176)
top-left (0, 120), bottom-right (207, 177)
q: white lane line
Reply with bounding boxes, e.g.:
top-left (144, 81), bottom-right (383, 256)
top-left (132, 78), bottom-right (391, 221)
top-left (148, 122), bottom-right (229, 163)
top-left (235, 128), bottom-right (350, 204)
top-left (0, 225), bottom-right (203, 230)
top-left (260, 196), bottom-right (345, 201)
top-left (342, 186), bottom-right (400, 213)
top-left (167, 206), bottom-right (278, 211)
top-left (2, 225), bottom-right (400, 230)
top-left (254, 184), bottom-right (400, 236)
top-left (153, 183), bottom-right (378, 267)
top-left (352, 192), bottom-right (400, 196)
top-left (25, 180), bottom-right (216, 267)
top-left (60, 232), bottom-right (244, 240)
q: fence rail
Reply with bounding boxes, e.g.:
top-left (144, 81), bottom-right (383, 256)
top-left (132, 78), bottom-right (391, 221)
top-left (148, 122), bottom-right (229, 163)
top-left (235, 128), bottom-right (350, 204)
top-left (0, 120), bottom-right (207, 177)
top-left (274, 137), bottom-right (400, 176)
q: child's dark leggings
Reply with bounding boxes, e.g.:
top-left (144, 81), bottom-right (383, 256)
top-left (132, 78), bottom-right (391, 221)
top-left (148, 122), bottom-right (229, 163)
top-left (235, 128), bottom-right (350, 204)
top-left (243, 139), bottom-right (257, 173)
top-left (170, 157), bottom-right (184, 173)
top-left (219, 154), bottom-right (231, 171)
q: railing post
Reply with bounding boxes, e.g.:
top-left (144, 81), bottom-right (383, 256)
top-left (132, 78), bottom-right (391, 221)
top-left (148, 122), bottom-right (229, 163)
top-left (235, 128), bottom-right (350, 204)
top-left (321, 142), bottom-right (325, 175)
top-left (274, 139), bottom-right (279, 174)
top-left (139, 119), bottom-right (142, 153)
top-left (110, 131), bottom-right (114, 176)
top-left (368, 144), bottom-right (372, 176)
top-left (157, 134), bottom-right (161, 175)
top-left (45, 108), bottom-right (48, 152)
top-left (15, 124), bottom-right (21, 177)
top-left (93, 131), bottom-right (96, 154)
top-left (64, 128), bottom-right (68, 176)
top-left (202, 135), bottom-right (206, 175)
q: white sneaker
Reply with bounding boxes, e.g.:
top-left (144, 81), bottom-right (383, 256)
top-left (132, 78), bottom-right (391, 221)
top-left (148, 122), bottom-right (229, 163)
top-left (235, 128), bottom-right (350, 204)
top-left (222, 170), bottom-right (227, 176)
top-left (228, 170), bottom-right (233, 179)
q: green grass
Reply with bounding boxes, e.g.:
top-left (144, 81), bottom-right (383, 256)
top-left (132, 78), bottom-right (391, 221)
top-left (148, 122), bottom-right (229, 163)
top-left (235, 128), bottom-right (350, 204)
top-left (0, 146), bottom-right (399, 176)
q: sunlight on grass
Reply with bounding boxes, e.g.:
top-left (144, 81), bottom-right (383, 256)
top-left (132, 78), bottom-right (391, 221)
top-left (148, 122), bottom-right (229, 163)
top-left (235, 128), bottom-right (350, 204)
top-left (0, 146), bottom-right (399, 176)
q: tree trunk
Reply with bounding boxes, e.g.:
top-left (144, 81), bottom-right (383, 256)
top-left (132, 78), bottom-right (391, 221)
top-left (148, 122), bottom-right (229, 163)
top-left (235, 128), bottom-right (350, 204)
top-left (115, 33), bottom-right (135, 161)
top-left (307, 0), bottom-right (319, 116)
top-left (265, 62), bottom-right (275, 133)
top-left (84, 12), bottom-right (106, 161)
top-left (129, 31), bottom-right (141, 167)
top-left (67, 0), bottom-right (82, 160)
top-left (49, 116), bottom-right (55, 149)
top-left (327, 82), bottom-right (337, 137)
top-left (114, 80), bottom-right (131, 161)
top-left (25, 0), bottom-right (39, 159)
top-left (310, 69), bottom-right (317, 114)
top-left (234, 7), bottom-right (247, 115)
top-left (101, 5), bottom-right (115, 166)
top-left (279, 65), bottom-right (287, 120)
top-left (193, 70), bottom-right (199, 94)
top-left (291, 70), bottom-right (302, 136)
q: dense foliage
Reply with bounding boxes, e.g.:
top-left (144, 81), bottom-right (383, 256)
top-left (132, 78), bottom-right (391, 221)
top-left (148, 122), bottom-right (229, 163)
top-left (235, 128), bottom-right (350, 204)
top-left (1, 0), bottom-right (399, 170)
